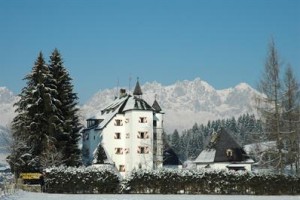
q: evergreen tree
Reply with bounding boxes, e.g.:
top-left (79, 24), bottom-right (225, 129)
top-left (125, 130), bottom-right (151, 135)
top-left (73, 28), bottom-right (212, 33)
top-left (48, 49), bottom-right (82, 166)
top-left (171, 129), bottom-right (180, 152)
top-left (8, 52), bottom-right (61, 173)
top-left (94, 144), bottom-right (107, 164)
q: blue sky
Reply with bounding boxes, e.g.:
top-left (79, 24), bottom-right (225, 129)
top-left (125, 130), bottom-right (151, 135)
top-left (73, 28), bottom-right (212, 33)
top-left (0, 0), bottom-right (299, 104)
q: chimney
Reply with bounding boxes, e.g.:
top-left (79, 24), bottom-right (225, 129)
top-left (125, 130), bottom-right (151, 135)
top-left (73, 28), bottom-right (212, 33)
top-left (119, 89), bottom-right (127, 98)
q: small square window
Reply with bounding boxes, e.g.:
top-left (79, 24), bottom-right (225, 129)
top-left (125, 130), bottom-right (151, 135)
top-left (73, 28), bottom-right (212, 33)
top-left (114, 132), bottom-right (121, 139)
top-left (115, 119), bottom-right (123, 126)
top-left (139, 117), bottom-right (147, 123)
top-left (138, 132), bottom-right (149, 139)
top-left (137, 146), bottom-right (149, 154)
top-left (119, 165), bottom-right (125, 172)
top-left (115, 148), bottom-right (123, 154)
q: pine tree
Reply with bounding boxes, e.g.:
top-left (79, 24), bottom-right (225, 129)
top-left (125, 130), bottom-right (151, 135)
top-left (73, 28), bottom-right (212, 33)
top-left (171, 129), bottom-right (180, 152)
top-left (8, 52), bottom-right (61, 173)
top-left (94, 144), bottom-right (107, 164)
top-left (48, 49), bottom-right (82, 166)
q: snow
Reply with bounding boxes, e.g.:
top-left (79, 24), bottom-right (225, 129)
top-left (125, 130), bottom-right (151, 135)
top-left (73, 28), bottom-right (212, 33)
top-left (194, 149), bottom-right (216, 163)
top-left (2, 191), bottom-right (299, 200)
top-left (81, 78), bottom-right (259, 133)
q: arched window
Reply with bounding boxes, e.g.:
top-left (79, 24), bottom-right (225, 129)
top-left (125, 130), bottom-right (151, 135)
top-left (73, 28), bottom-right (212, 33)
top-left (226, 149), bottom-right (233, 157)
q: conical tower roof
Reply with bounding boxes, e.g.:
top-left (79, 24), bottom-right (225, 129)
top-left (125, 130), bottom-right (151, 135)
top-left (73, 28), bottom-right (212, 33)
top-left (133, 78), bottom-right (143, 96)
top-left (152, 99), bottom-right (162, 112)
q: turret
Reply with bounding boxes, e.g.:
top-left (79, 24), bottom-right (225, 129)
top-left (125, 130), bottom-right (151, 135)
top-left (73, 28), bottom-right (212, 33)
top-left (133, 78), bottom-right (143, 98)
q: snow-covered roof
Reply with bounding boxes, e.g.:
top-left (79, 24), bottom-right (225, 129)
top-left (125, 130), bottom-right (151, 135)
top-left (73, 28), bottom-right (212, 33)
top-left (86, 92), bottom-right (155, 130)
top-left (194, 149), bottom-right (216, 163)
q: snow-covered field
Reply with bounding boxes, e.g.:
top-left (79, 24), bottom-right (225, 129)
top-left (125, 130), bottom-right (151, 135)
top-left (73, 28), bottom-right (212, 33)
top-left (2, 191), bottom-right (300, 200)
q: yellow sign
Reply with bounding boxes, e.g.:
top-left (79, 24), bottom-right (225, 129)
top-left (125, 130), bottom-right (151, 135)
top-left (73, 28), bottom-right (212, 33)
top-left (20, 173), bottom-right (41, 180)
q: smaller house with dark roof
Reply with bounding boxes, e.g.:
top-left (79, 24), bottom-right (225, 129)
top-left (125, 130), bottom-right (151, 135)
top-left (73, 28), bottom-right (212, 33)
top-left (163, 144), bottom-right (182, 169)
top-left (194, 128), bottom-right (254, 171)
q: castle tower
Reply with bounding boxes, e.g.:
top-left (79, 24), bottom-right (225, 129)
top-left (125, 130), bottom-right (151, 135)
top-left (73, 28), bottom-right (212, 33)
top-left (152, 95), bottom-right (164, 169)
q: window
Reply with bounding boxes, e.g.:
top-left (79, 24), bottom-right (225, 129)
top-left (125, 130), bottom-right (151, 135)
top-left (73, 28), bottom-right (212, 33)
top-left (87, 119), bottom-right (101, 128)
top-left (153, 120), bottom-right (157, 127)
top-left (125, 118), bottom-right (129, 123)
top-left (83, 133), bottom-right (89, 141)
top-left (153, 132), bottom-right (157, 140)
top-left (226, 149), bottom-right (233, 157)
top-left (139, 117), bottom-right (147, 123)
top-left (138, 131), bottom-right (149, 139)
top-left (126, 133), bottom-right (130, 139)
top-left (115, 148), bottom-right (123, 154)
top-left (119, 165), bottom-right (125, 172)
top-left (137, 146), bottom-right (149, 154)
top-left (114, 132), bottom-right (121, 139)
top-left (115, 119), bottom-right (123, 126)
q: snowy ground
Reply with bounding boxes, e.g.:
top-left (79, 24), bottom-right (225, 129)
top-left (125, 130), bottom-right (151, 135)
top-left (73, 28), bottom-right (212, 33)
top-left (1, 191), bottom-right (300, 200)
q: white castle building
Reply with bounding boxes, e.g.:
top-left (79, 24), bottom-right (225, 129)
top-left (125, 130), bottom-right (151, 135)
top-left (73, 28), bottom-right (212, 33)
top-left (82, 80), bottom-right (164, 177)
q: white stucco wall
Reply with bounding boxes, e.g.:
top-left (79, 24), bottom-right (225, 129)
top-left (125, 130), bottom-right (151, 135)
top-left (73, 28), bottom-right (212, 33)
top-left (101, 110), bottom-right (154, 177)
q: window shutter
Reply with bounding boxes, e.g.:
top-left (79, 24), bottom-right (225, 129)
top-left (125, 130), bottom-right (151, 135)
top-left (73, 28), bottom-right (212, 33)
top-left (146, 146), bottom-right (150, 154)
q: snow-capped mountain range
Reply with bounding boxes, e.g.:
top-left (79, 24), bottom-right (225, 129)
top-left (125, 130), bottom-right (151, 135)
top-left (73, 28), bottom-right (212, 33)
top-left (81, 78), bottom-right (258, 133)
top-left (0, 78), bottom-right (259, 134)
top-left (0, 78), bottom-right (258, 165)
top-left (0, 87), bottom-right (19, 128)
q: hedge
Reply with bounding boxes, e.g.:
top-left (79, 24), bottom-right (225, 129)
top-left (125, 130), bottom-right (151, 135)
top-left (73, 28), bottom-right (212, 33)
top-left (123, 169), bottom-right (300, 195)
top-left (45, 165), bottom-right (120, 194)
top-left (44, 166), bottom-right (300, 195)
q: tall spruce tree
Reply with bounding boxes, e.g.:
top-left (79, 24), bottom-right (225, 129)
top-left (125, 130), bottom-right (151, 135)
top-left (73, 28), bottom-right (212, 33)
top-left (48, 49), bottom-right (82, 166)
top-left (8, 52), bottom-right (61, 173)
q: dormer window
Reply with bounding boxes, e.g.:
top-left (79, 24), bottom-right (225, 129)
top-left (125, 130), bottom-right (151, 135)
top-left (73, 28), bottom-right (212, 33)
top-left (115, 119), bottom-right (123, 126)
top-left (139, 117), bottom-right (147, 123)
top-left (87, 119), bottom-right (101, 128)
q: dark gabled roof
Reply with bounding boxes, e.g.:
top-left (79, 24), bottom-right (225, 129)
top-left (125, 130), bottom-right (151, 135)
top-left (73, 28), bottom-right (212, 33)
top-left (163, 147), bottom-right (182, 165)
top-left (194, 128), bottom-right (251, 163)
top-left (86, 94), bottom-right (154, 130)
top-left (152, 99), bottom-right (162, 112)
top-left (213, 128), bottom-right (249, 162)
top-left (133, 79), bottom-right (143, 96)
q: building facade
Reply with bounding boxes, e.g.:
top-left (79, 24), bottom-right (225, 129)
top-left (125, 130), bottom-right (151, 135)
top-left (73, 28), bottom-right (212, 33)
top-left (194, 128), bottom-right (254, 171)
top-left (82, 81), bottom-right (164, 177)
